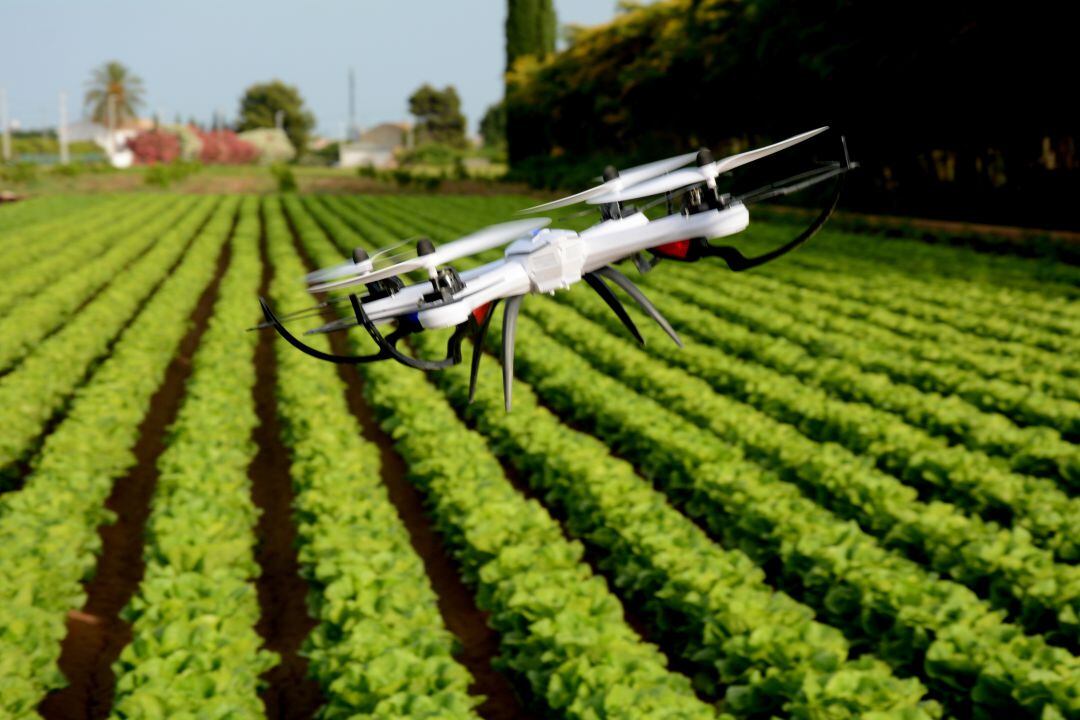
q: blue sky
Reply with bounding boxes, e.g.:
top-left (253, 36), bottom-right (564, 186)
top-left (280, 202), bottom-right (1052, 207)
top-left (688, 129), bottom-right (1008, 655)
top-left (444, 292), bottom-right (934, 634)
top-left (0, 0), bottom-right (622, 136)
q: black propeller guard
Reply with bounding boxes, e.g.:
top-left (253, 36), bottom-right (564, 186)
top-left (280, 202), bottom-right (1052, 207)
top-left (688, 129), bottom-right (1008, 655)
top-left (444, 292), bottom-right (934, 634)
top-left (258, 295), bottom-right (470, 371)
top-left (650, 133), bottom-right (855, 272)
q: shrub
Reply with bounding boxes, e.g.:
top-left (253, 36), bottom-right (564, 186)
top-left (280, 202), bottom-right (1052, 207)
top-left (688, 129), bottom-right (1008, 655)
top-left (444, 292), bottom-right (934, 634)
top-left (196, 130), bottom-right (258, 164)
top-left (126, 129), bottom-right (182, 165)
top-left (270, 163), bottom-right (297, 192)
top-left (238, 128), bottom-right (295, 165)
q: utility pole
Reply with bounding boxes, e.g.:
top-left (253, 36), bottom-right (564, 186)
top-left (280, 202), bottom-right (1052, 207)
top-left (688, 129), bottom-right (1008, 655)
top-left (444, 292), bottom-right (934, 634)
top-left (106, 93), bottom-right (117, 156)
top-left (348, 67), bottom-right (357, 141)
top-left (58, 91), bottom-right (70, 165)
top-left (275, 109), bottom-right (284, 131)
top-left (1, 88), bottom-right (10, 163)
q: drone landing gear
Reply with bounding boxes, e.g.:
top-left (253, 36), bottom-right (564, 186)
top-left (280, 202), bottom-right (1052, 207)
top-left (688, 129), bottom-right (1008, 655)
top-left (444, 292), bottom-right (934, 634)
top-left (584, 266), bottom-right (683, 348)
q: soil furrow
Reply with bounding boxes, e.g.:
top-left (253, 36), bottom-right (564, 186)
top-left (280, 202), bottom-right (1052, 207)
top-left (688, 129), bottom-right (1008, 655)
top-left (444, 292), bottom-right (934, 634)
top-left (38, 222), bottom-right (234, 720)
top-left (252, 206), bottom-right (322, 719)
top-left (282, 211), bottom-right (531, 720)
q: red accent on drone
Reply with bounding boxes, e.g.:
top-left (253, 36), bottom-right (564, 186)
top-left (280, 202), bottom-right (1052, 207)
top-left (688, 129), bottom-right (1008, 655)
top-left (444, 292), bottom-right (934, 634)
top-left (656, 239), bottom-right (691, 259)
top-left (472, 302), bottom-right (491, 324)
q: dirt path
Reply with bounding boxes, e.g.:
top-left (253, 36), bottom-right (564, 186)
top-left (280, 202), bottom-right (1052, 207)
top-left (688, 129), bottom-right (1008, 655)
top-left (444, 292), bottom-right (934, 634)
top-left (251, 209), bottom-right (322, 719)
top-left (38, 229), bottom-right (233, 720)
top-left (282, 215), bottom-right (531, 720)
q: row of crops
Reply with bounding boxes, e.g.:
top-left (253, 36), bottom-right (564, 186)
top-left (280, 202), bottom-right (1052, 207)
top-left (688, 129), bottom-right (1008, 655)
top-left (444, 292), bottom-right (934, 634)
top-left (0, 191), bottom-right (1077, 718)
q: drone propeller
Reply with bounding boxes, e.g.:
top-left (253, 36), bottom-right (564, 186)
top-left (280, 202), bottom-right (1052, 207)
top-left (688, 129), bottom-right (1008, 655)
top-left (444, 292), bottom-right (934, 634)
top-left (309, 218), bottom-right (551, 294)
top-left (517, 151), bottom-right (699, 214)
top-left (587, 127), bottom-right (830, 205)
top-left (305, 240), bottom-right (411, 284)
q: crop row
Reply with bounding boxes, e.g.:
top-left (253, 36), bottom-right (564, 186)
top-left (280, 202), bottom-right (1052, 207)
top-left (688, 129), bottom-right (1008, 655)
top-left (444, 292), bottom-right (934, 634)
top-left (752, 218), bottom-right (1080, 303)
top-left (0, 195), bottom-right (204, 374)
top-left (266, 195), bottom-right (484, 718)
top-left (697, 255), bottom-right (1080, 382)
top-left (484, 307), bottom-right (1080, 718)
top-left (311, 195), bottom-right (1080, 716)
top-left (699, 268), bottom-right (1080, 401)
top-left (747, 244), bottom-right (1080, 357)
top-left (0, 197), bottom-right (217, 480)
top-left (517, 297), bottom-right (1080, 645)
top-left (0, 197), bottom-right (237, 716)
top-left (307, 194), bottom-right (938, 717)
top-left (759, 225), bottom-right (1080, 335)
top-left (412, 329), bottom-right (937, 718)
top-left (109, 197), bottom-right (275, 717)
top-left (651, 274), bottom-right (1080, 481)
top-left (0, 194), bottom-right (102, 233)
top-left (556, 288), bottom-right (1080, 557)
top-left (329, 195), bottom-right (1080, 487)
top-left (283, 195), bottom-right (724, 719)
top-left (0, 196), bottom-right (173, 318)
top-left (0, 196), bottom-right (128, 279)
top-left (650, 270), bottom-right (1080, 443)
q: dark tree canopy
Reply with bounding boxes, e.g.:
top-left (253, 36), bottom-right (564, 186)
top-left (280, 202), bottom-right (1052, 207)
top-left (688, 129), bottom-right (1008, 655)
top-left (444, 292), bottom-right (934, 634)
top-left (408, 84), bottom-right (467, 148)
top-left (505, 0), bottom-right (1078, 229)
top-left (237, 80), bottom-right (315, 157)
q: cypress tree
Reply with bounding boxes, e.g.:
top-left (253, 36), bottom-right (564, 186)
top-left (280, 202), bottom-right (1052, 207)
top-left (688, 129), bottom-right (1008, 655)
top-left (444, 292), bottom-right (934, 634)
top-left (505, 0), bottom-right (557, 163)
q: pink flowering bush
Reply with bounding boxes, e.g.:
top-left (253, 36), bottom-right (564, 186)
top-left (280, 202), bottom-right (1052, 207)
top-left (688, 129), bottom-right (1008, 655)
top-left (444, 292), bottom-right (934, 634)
top-left (197, 130), bottom-right (258, 164)
top-left (126, 129), bottom-right (181, 165)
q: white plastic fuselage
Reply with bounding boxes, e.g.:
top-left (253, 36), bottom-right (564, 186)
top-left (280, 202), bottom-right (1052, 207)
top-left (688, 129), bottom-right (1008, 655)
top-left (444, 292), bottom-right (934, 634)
top-left (355, 202), bottom-right (750, 330)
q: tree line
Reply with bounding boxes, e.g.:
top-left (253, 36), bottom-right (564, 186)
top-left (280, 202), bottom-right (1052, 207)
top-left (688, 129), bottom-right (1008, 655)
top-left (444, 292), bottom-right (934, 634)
top-left (502, 0), bottom-right (1077, 230)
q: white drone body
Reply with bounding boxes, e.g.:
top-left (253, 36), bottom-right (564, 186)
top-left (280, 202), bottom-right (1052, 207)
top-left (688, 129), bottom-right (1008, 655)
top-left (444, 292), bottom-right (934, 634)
top-left (342, 203), bottom-right (747, 331)
top-left (259, 126), bottom-right (856, 409)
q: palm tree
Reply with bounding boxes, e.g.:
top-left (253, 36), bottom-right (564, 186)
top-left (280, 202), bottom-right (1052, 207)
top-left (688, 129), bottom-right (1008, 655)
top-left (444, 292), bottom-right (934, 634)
top-left (84, 61), bottom-right (145, 126)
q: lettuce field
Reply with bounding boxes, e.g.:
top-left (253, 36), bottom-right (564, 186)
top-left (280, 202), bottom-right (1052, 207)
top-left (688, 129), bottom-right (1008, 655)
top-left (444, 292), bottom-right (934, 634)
top-left (1, 192), bottom-right (1079, 719)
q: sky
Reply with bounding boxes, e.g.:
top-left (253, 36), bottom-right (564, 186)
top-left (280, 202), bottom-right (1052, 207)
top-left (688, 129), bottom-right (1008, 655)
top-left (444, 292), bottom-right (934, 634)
top-left (0, 0), bottom-right (623, 138)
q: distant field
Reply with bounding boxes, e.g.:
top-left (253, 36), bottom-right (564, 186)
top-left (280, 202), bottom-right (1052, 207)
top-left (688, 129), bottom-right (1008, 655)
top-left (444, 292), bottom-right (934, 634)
top-left (1, 193), bottom-right (1078, 719)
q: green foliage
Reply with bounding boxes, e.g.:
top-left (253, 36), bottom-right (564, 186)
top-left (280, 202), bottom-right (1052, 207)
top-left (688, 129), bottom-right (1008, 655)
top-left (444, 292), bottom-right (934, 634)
top-left (0, 198), bottom-right (233, 715)
top-left (269, 162), bottom-right (297, 192)
top-left (10, 134), bottom-right (98, 156)
top-left (478, 101), bottom-right (507, 149)
top-left (0, 162), bottom-right (38, 184)
top-left (268, 196), bottom-right (482, 718)
top-left (236, 79), bottom-right (315, 157)
top-left (288, 195), bottom-right (723, 720)
top-left (84, 60), bottom-right (145, 124)
top-left (407, 84), bottom-right (467, 148)
top-left (110, 198), bottom-right (276, 716)
top-left (397, 141), bottom-right (461, 167)
top-left (143, 160), bottom-right (201, 187)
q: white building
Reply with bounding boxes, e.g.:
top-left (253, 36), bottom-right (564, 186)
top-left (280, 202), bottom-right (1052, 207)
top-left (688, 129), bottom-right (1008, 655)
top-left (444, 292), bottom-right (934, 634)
top-left (339, 122), bottom-right (411, 169)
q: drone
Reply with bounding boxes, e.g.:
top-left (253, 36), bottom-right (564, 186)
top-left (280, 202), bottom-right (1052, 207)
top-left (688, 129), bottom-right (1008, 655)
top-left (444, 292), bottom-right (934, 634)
top-left (259, 126), bottom-right (857, 409)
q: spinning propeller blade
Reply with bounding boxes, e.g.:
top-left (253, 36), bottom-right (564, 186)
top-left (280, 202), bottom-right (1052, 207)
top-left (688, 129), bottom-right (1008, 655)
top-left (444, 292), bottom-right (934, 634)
top-left (309, 218), bottom-right (551, 293)
top-left (589, 126), bottom-right (830, 205)
top-left (518, 151), bottom-right (699, 213)
top-left (305, 241), bottom-right (410, 284)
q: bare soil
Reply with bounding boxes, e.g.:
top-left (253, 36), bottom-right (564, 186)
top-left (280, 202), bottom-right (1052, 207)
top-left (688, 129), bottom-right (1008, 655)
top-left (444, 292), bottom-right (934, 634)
top-left (283, 218), bottom-right (532, 720)
top-left (251, 211), bottom-right (323, 719)
top-left (38, 235), bottom-right (233, 719)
